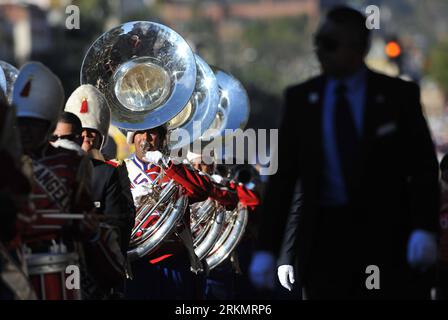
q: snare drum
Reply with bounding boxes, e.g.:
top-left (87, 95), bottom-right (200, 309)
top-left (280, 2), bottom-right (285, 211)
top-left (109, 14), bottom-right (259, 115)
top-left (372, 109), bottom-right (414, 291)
top-left (26, 252), bottom-right (81, 300)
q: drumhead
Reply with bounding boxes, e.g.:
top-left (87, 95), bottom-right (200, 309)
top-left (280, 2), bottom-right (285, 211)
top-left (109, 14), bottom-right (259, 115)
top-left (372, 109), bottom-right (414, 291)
top-left (26, 252), bottom-right (79, 275)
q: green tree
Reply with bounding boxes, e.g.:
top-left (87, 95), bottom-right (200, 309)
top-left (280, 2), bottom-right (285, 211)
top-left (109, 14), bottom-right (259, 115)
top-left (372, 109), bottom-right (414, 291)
top-left (235, 15), bottom-right (315, 95)
top-left (428, 39), bottom-right (448, 97)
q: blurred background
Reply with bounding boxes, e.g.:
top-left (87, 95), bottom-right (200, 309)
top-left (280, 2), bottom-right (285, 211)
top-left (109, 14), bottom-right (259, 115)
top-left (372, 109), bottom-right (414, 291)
top-left (1, 0), bottom-right (448, 158)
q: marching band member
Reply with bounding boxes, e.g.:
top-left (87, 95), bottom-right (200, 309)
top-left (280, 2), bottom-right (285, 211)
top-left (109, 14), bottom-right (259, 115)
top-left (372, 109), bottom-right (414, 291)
top-left (187, 152), bottom-right (260, 215)
top-left (0, 77), bottom-right (31, 245)
top-left (64, 85), bottom-right (135, 298)
top-left (186, 151), bottom-right (239, 210)
top-left (50, 110), bottom-right (128, 299)
top-left (14, 62), bottom-right (126, 300)
top-left (0, 75), bottom-right (35, 300)
top-left (13, 62), bottom-right (96, 299)
top-left (124, 126), bottom-right (212, 299)
top-left (187, 151), bottom-right (260, 299)
top-left (65, 85), bottom-right (135, 255)
top-left (50, 112), bottom-right (84, 155)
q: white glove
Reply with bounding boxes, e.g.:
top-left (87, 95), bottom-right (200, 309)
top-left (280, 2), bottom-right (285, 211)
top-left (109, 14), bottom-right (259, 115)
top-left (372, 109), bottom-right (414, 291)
top-left (143, 151), bottom-right (164, 164)
top-left (211, 174), bottom-right (224, 184)
top-left (249, 251), bottom-right (276, 290)
top-left (407, 229), bottom-right (438, 272)
top-left (131, 184), bottom-right (153, 206)
top-left (277, 265), bottom-right (295, 291)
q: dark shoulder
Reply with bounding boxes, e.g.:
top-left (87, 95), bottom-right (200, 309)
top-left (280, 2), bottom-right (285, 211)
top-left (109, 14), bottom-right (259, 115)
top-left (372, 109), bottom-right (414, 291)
top-left (284, 75), bottom-right (325, 97)
top-left (91, 158), bottom-right (109, 168)
top-left (91, 158), bottom-right (117, 178)
top-left (90, 160), bottom-right (122, 191)
top-left (368, 70), bottom-right (419, 93)
top-left (105, 159), bottom-right (123, 168)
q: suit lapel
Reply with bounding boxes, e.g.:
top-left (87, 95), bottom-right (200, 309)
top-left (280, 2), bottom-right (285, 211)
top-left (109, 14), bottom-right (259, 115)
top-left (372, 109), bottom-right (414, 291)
top-left (305, 76), bottom-right (327, 181)
top-left (362, 70), bottom-right (388, 156)
top-left (357, 70), bottom-right (385, 188)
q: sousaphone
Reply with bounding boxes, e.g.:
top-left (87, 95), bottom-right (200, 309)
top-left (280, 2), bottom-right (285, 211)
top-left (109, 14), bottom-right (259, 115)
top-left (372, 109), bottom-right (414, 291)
top-left (190, 198), bottom-right (225, 261)
top-left (80, 21), bottom-right (219, 260)
top-left (191, 68), bottom-right (252, 270)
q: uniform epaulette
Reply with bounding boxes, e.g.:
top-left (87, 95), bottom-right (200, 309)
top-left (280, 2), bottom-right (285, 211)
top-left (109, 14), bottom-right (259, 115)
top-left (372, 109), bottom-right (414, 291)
top-left (105, 159), bottom-right (123, 168)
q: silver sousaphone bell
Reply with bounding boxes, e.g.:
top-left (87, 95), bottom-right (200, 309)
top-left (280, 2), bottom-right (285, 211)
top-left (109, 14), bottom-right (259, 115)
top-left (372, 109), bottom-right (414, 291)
top-left (166, 54), bottom-right (219, 151)
top-left (81, 21), bottom-right (219, 150)
top-left (0, 61), bottom-right (19, 103)
top-left (201, 67), bottom-right (250, 144)
top-left (81, 21), bottom-right (198, 131)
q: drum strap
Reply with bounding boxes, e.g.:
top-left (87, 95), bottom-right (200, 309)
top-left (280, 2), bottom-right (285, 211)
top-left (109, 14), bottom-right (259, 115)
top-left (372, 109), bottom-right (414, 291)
top-left (0, 244), bottom-right (37, 300)
top-left (32, 159), bottom-right (70, 212)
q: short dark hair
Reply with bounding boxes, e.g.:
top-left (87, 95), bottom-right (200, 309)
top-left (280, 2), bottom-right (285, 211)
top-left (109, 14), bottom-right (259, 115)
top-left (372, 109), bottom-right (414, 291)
top-left (58, 112), bottom-right (82, 136)
top-left (156, 125), bottom-right (167, 138)
top-left (155, 125), bottom-right (168, 150)
top-left (326, 6), bottom-right (370, 53)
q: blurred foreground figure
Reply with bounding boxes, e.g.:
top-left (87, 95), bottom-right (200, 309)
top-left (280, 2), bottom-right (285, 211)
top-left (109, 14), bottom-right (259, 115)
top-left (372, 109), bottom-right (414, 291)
top-left (437, 155), bottom-right (448, 299)
top-left (14, 62), bottom-right (93, 299)
top-left (251, 6), bottom-right (439, 299)
top-left (13, 62), bottom-right (126, 300)
top-left (0, 66), bottom-right (35, 300)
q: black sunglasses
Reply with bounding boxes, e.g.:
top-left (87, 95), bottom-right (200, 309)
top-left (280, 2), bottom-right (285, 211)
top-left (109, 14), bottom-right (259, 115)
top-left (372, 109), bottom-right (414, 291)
top-left (49, 134), bottom-right (80, 142)
top-left (314, 34), bottom-right (341, 52)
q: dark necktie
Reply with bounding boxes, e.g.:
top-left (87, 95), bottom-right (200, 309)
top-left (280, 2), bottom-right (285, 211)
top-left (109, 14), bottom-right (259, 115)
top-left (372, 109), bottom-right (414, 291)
top-left (334, 83), bottom-right (360, 195)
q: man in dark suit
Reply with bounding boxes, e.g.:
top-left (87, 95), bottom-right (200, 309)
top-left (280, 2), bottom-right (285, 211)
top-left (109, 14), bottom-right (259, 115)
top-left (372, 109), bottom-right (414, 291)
top-left (250, 6), bottom-right (439, 299)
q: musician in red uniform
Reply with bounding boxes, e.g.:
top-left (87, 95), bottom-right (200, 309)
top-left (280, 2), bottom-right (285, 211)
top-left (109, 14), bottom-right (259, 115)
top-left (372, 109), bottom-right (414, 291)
top-left (124, 126), bottom-right (212, 299)
top-left (0, 72), bottom-right (36, 300)
top-left (187, 151), bottom-right (260, 211)
top-left (13, 62), bottom-right (125, 300)
top-left (11, 62), bottom-right (94, 299)
top-left (186, 151), bottom-right (261, 299)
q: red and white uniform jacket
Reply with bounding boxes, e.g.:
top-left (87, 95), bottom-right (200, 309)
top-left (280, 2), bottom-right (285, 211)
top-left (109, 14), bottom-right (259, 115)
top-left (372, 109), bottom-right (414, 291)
top-left (20, 144), bottom-right (93, 246)
top-left (21, 145), bottom-right (125, 298)
top-left (125, 155), bottom-right (212, 264)
top-left (229, 180), bottom-right (260, 211)
top-left (126, 155), bottom-right (211, 202)
top-left (208, 175), bottom-right (260, 211)
top-left (209, 175), bottom-right (261, 246)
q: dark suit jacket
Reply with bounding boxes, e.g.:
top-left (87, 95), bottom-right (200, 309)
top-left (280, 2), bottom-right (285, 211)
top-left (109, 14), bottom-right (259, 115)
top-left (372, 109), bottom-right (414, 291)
top-left (277, 180), bottom-right (303, 267)
top-left (91, 159), bottom-right (135, 254)
top-left (259, 69), bottom-right (440, 282)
